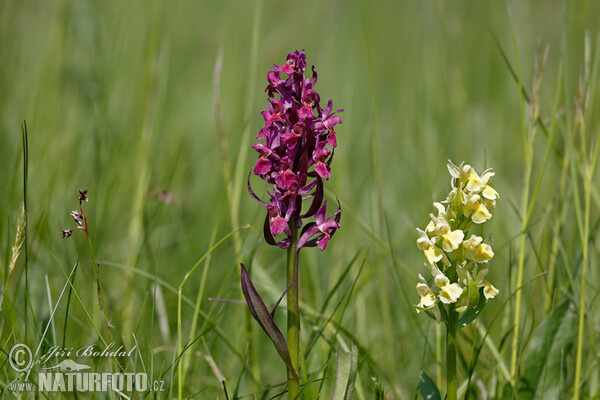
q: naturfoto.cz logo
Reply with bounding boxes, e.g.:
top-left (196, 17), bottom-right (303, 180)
top-left (7, 343), bottom-right (165, 395)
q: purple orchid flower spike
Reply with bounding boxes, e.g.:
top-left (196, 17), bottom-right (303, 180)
top-left (248, 50), bottom-right (343, 250)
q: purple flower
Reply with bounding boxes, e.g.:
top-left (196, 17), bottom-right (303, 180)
top-left (249, 50), bottom-right (343, 250)
top-left (297, 201), bottom-right (341, 250)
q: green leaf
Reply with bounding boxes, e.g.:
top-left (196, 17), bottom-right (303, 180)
top-left (458, 288), bottom-right (487, 326)
top-left (418, 371), bottom-right (441, 400)
top-left (519, 300), bottom-right (577, 400)
top-left (467, 271), bottom-right (480, 309)
top-left (333, 343), bottom-right (358, 400)
top-left (240, 264), bottom-right (297, 377)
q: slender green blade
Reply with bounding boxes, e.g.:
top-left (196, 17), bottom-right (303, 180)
top-left (333, 342), bottom-right (358, 400)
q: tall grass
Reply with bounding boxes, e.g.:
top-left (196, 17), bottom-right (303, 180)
top-left (1, 1), bottom-right (599, 398)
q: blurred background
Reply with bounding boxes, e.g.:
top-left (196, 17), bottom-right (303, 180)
top-left (1, 0), bottom-right (599, 398)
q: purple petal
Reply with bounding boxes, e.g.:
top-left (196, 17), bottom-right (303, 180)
top-left (270, 215), bottom-right (289, 236)
top-left (253, 157), bottom-right (271, 175)
top-left (314, 201), bottom-right (328, 225)
top-left (297, 224), bottom-right (320, 249)
top-left (263, 214), bottom-right (291, 249)
top-left (314, 162), bottom-right (331, 180)
top-left (327, 131), bottom-right (337, 148)
top-left (316, 234), bottom-right (330, 250)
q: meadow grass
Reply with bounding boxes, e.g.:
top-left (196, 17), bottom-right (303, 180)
top-left (1, 0), bottom-right (599, 398)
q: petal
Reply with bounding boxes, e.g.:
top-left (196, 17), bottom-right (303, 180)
top-left (297, 224), bottom-right (320, 249)
top-left (263, 214), bottom-right (290, 249)
top-left (439, 283), bottom-right (463, 304)
top-left (327, 130), bottom-right (337, 148)
top-left (447, 160), bottom-right (461, 179)
top-left (462, 234), bottom-right (482, 251)
top-left (253, 157), bottom-right (272, 175)
top-left (472, 243), bottom-right (494, 263)
top-left (314, 161), bottom-right (331, 180)
top-left (471, 203), bottom-right (492, 224)
top-left (270, 215), bottom-right (289, 236)
top-left (434, 273), bottom-right (450, 289)
top-left (424, 246), bottom-right (443, 264)
top-left (483, 281), bottom-right (499, 299)
top-left (482, 185), bottom-right (499, 200)
top-left (275, 170), bottom-right (297, 190)
top-left (316, 233), bottom-right (330, 250)
top-left (466, 171), bottom-right (485, 192)
top-left (442, 229), bottom-right (464, 252)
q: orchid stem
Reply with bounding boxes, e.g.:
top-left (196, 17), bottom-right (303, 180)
top-left (287, 218), bottom-right (300, 399)
top-left (446, 304), bottom-right (458, 400)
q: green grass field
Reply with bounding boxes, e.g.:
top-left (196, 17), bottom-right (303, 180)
top-left (1, 1), bottom-right (600, 398)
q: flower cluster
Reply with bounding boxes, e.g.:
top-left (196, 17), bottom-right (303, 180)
top-left (415, 161), bottom-right (499, 320)
top-left (249, 50), bottom-right (343, 250)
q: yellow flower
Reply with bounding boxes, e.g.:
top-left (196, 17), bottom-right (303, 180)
top-left (434, 273), bottom-right (463, 304)
top-left (473, 243), bottom-right (494, 262)
top-left (466, 169), bottom-right (494, 193)
top-left (483, 281), bottom-right (499, 299)
top-left (427, 206), bottom-right (464, 252)
top-left (475, 269), bottom-right (499, 299)
top-left (463, 235), bottom-right (495, 263)
top-left (417, 228), bottom-right (446, 265)
top-left (471, 202), bottom-right (492, 224)
top-left (441, 229), bottom-right (465, 252)
top-left (415, 275), bottom-right (437, 312)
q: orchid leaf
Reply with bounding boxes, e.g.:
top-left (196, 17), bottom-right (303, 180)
top-left (240, 264), bottom-right (297, 376)
top-left (467, 271), bottom-right (480, 309)
top-left (458, 288), bottom-right (486, 326)
top-left (333, 343), bottom-right (358, 400)
top-left (418, 371), bottom-right (441, 400)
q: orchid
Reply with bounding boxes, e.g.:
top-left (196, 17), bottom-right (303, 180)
top-left (243, 50), bottom-right (344, 398)
top-left (414, 160), bottom-right (501, 400)
top-left (248, 50), bottom-right (343, 250)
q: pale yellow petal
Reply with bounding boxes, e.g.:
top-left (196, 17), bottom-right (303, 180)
top-left (442, 229), bottom-right (465, 252)
top-left (466, 171), bottom-right (485, 192)
top-left (447, 160), bottom-right (461, 178)
top-left (471, 203), bottom-right (492, 224)
top-left (482, 185), bottom-right (499, 200)
top-left (463, 234), bottom-right (482, 251)
top-left (439, 283), bottom-right (463, 304)
top-left (472, 243), bottom-right (494, 263)
top-left (424, 246), bottom-right (443, 264)
top-left (434, 273), bottom-right (450, 289)
top-left (483, 281), bottom-right (499, 299)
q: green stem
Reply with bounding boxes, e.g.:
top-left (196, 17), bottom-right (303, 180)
top-left (287, 219), bottom-right (300, 399)
top-left (446, 304), bottom-right (458, 400)
top-left (573, 171), bottom-right (591, 399)
top-left (83, 207), bottom-right (111, 341)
